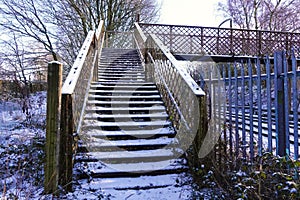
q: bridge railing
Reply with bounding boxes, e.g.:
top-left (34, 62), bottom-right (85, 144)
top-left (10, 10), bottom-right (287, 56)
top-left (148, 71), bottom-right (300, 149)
top-left (134, 23), bottom-right (148, 78)
top-left (144, 33), bottom-right (207, 158)
top-left (104, 31), bottom-right (135, 48)
top-left (58, 21), bottom-right (105, 191)
top-left (139, 23), bottom-right (300, 57)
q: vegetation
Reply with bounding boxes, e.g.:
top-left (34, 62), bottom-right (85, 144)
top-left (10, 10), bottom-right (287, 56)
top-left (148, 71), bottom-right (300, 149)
top-left (0, 0), bottom-right (160, 80)
top-left (218, 0), bottom-right (300, 32)
top-left (190, 141), bottom-right (300, 199)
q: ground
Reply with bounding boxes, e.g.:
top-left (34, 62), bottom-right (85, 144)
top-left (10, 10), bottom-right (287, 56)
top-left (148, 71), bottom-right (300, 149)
top-left (0, 92), bottom-right (219, 200)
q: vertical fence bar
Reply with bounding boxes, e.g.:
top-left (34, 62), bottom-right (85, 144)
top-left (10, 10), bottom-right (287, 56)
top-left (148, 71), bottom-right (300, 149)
top-left (292, 51), bottom-right (299, 159)
top-left (222, 65), bottom-right (227, 158)
top-left (201, 28), bottom-right (204, 52)
top-left (228, 64), bottom-right (233, 158)
top-left (217, 29), bottom-right (220, 54)
top-left (170, 26), bottom-right (173, 52)
top-left (217, 66), bottom-right (222, 164)
top-left (190, 35), bottom-right (193, 54)
top-left (45, 61), bottom-right (63, 194)
top-left (230, 28), bottom-right (233, 55)
top-left (283, 52), bottom-right (290, 156)
top-left (241, 62), bottom-right (246, 158)
top-left (234, 63), bottom-right (239, 158)
top-left (256, 59), bottom-right (262, 156)
top-left (258, 31), bottom-right (262, 56)
top-left (248, 60), bottom-right (254, 160)
top-left (274, 51), bottom-right (286, 156)
top-left (266, 56), bottom-right (273, 152)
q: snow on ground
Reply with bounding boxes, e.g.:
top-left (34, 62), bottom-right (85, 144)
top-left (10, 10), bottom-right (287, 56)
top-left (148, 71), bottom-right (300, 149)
top-left (0, 91), bottom-right (225, 199)
top-left (0, 92), bottom-right (47, 199)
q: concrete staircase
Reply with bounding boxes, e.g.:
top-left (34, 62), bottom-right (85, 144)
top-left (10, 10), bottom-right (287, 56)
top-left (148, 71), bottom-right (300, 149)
top-left (73, 48), bottom-right (194, 199)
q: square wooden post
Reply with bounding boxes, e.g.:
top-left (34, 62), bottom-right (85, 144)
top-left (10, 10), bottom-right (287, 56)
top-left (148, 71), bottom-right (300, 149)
top-left (44, 61), bottom-right (62, 194)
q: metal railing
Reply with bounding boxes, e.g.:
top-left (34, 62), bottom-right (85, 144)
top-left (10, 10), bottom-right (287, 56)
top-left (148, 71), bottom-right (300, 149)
top-left (144, 33), bottom-right (207, 155)
top-left (190, 51), bottom-right (300, 161)
top-left (58, 20), bottom-right (105, 190)
top-left (139, 23), bottom-right (300, 57)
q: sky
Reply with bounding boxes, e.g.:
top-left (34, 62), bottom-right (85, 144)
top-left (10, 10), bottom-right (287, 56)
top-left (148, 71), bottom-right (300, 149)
top-left (158, 0), bottom-right (227, 27)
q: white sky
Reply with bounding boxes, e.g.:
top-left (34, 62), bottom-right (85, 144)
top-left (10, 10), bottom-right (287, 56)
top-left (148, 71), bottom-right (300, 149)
top-left (158, 0), bottom-right (226, 27)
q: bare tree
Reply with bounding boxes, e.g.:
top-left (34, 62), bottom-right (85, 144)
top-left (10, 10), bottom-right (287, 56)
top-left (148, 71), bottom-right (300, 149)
top-left (0, 0), bottom-right (58, 60)
top-left (0, 0), bottom-right (160, 76)
top-left (218, 0), bottom-right (300, 31)
top-left (1, 35), bottom-right (50, 91)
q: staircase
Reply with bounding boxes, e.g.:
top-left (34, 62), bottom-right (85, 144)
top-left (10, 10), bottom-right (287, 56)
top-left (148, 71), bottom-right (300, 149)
top-left (73, 48), bottom-right (194, 199)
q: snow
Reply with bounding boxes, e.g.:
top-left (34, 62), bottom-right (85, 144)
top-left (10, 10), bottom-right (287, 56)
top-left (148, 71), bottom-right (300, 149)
top-left (0, 92), bottom-right (46, 199)
top-left (0, 92), bottom-right (208, 199)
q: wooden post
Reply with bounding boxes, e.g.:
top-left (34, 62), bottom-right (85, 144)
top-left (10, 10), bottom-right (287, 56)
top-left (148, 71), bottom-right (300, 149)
top-left (191, 95), bottom-right (208, 167)
top-left (59, 93), bottom-right (74, 191)
top-left (45, 61), bottom-right (62, 194)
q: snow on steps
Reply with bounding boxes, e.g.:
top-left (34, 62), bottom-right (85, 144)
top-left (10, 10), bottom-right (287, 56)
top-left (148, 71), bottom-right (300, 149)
top-left (74, 48), bottom-right (193, 198)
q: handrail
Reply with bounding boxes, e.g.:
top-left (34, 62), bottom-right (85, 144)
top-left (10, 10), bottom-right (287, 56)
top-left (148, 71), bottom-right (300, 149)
top-left (134, 23), bottom-right (148, 78)
top-left (61, 20), bottom-right (104, 133)
top-left (58, 20), bottom-right (105, 191)
top-left (134, 23), bottom-right (147, 59)
top-left (145, 33), bottom-right (207, 156)
top-left (150, 34), bottom-right (204, 95)
top-left (139, 23), bottom-right (300, 57)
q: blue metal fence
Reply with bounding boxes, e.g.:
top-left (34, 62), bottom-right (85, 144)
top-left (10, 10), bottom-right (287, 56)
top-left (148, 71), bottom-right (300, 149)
top-left (221, 51), bottom-right (300, 160)
top-left (191, 51), bottom-right (300, 161)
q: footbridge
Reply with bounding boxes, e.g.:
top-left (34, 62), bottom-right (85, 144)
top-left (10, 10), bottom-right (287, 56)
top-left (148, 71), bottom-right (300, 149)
top-left (44, 21), bottom-right (300, 197)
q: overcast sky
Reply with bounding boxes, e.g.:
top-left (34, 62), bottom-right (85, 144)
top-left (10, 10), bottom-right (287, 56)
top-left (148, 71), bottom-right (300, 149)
top-left (158, 0), bottom-right (226, 27)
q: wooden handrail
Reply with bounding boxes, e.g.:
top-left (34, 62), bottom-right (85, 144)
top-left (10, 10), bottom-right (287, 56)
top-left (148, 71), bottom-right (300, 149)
top-left (145, 34), bottom-right (207, 161)
top-left (45, 20), bottom-right (105, 193)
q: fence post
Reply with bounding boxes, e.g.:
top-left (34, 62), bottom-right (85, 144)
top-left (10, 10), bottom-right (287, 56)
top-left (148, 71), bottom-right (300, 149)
top-left (44, 61), bottom-right (63, 194)
top-left (257, 31), bottom-right (262, 56)
top-left (274, 51), bottom-right (286, 156)
top-left (170, 25), bottom-right (173, 52)
top-left (59, 93), bottom-right (74, 191)
top-left (93, 34), bottom-right (99, 82)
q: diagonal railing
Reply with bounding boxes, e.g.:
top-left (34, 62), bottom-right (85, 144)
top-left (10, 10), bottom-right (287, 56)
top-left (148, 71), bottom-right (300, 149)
top-left (134, 23), bottom-right (208, 161)
top-left (59, 20), bottom-right (105, 190)
top-left (139, 23), bottom-right (300, 57)
top-left (45, 20), bottom-right (105, 193)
